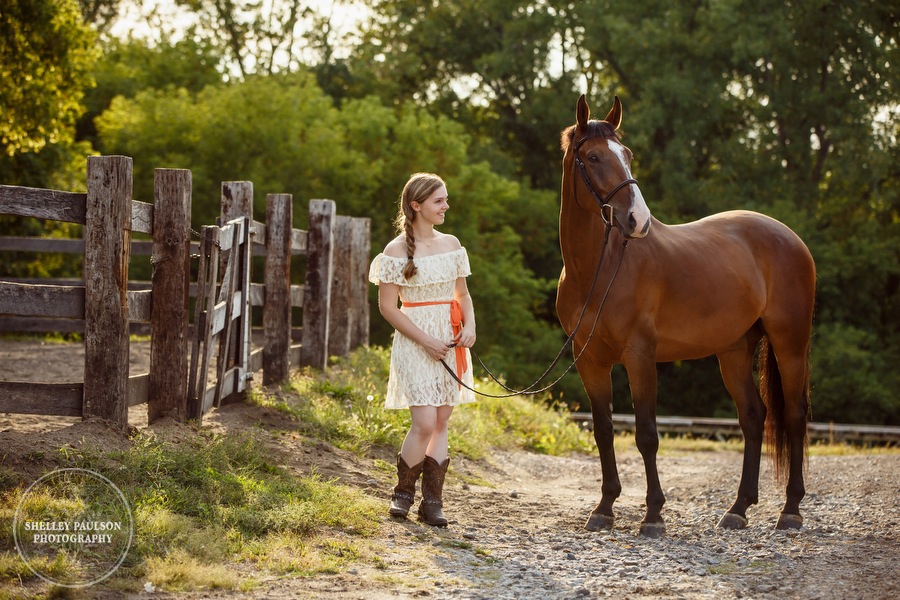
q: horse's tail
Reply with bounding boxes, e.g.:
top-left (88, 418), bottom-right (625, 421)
top-left (758, 336), bottom-right (810, 483)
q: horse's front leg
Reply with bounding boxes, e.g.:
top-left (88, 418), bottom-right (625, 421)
top-left (624, 350), bottom-right (666, 537)
top-left (581, 363), bottom-right (621, 531)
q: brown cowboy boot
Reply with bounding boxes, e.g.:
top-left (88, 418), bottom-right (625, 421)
top-left (418, 455), bottom-right (450, 527)
top-left (389, 454), bottom-right (424, 518)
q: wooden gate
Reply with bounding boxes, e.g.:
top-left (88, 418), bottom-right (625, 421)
top-left (187, 217), bottom-right (252, 420)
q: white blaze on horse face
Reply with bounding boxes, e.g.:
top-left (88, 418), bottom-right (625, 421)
top-left (607, 139), bottom-right (652, 238)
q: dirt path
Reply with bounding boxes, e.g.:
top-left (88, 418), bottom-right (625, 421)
top-left (2, 339), bottom-right (898, 599)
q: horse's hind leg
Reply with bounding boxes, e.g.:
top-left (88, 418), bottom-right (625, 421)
top-left (716, 330), bottom-right (765, 529)
top-left (769, 338), bottom-right (811, 530)
top-left (579, 359), bottom-right (622, 532)
top-left (761, 240), bottom-right (814, 529)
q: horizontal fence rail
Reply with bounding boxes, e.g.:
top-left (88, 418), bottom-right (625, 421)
top-left (571, 413), bottom-right (900, 446)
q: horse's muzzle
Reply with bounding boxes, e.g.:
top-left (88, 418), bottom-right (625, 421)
top-left (620, 214), bottom-right (651, 239)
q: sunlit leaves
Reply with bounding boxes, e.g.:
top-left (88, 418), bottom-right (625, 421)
top-left (0, 0), bottom-right (98, 156)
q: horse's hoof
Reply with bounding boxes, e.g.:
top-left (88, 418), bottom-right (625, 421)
top-left (717, 512), bottom-right (748, 530)
top-left (776, 513), bottom-right (803, 530)
top-left (585, 512), bottom-right (614, 532)
top-left (639, 521), bottom-right (666, 538)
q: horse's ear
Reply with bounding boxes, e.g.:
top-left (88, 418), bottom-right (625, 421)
top-left (576, 94), bottom-right (590, 127)
top-left (604, 96), bottom-right (623, 130)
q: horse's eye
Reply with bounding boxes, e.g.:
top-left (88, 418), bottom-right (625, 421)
top-left (587, 153), bottom-right (600, 163)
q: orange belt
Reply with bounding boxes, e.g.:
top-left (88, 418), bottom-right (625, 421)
top-left (401, 299), bottom-right (468, 387)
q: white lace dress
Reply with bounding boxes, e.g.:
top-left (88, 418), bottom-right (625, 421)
top-left (368, 248), bottom-right (476, 409)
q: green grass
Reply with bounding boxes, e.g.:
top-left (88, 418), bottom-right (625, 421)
top-left (250, 346), bottom-right (596, 458)
top-left (0, 429), bottom-right (382, 596)
top-left (0, 332), bottom-right (83, 344)
top-left (0, 332), bottom-right (148, 343)
top-left (808, 440), bottom-right (900, 456)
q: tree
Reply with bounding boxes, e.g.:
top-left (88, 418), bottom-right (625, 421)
top-left (78, 0), bottom-right (123, 32)
top-left (350, 0), bottom-right (578, 189)
top-left (0, 0), bottom-right (98, 156)
top-left (0, 0), bottom-right (98, 281)
top-left (169, 0), bottom-right (316, 77)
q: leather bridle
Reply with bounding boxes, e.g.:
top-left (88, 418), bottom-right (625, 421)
top-left (573, 135), bottom-right (639, 229)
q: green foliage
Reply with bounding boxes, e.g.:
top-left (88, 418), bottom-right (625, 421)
top-left (78, 0), bottom-right (123, 32)
top-left (0, 0), bottom-right (98, 224)
top-left (0, 217), bottom-right (83, 279)
top-left (95, 73), bottom-right (370, 226)
top-left (170, 0), bottom-right (315, 78)
top-left (78, 36), bottom-right (224, 145)
top-left (811, 323), bottom-right (900, 425)
top-left (0, 0), bottom-right (98, 156)
top-left (350, 0), bottom-right (578, 189)
top-left (0, 140), bottom-right (89, 280)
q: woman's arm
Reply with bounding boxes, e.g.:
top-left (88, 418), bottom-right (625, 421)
top-left (378, 282), bottom-right (452, 361)
top-left (453, 277), bottom-right (476, 348)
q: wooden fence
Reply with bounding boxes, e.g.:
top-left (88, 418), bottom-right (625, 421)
top-left (0, 155), bottom-right (370, 427)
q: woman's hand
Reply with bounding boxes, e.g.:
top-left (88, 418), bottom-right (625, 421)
top-left (453, 324), bottom-right (476, 349)
top-left (421, 336), bottom-right (454, 362)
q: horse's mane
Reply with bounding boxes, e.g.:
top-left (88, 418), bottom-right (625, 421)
top-left (560, 120), bottom-right (620, 153)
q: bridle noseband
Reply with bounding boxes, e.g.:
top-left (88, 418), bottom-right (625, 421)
top-left (573, 135), bottom-right (638, 228)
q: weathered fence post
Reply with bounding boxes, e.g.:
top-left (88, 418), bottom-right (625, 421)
top-left (220, 182), bottom-right (253, 401)
top-left (301, 199), bottom-right (335, 370)
top-left (149, 168), bottom-right (192, 422)
top-left (328, 216), bottom-right (353, 358)
top-left (263, 193), bottom-right (292, 385)
top-left (349, 217), bottom-right (371, 349)
top-left (82, 155), bottom-right (132, 427)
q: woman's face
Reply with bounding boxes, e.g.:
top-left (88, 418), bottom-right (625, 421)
top-left (412, 184), bottom-right (449, 226)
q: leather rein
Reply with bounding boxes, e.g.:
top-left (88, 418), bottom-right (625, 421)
top-left (438, 134), bottom-right (638, 398)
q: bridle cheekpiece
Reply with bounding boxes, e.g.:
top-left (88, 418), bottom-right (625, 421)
top-left (573, 135), bottom-right (639, 228)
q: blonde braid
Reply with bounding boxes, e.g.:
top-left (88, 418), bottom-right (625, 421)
top-left (402, 211), bottom-right (418, 279)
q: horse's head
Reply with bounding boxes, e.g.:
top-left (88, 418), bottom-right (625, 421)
top-left (561, 95), bottom-right (651, 239)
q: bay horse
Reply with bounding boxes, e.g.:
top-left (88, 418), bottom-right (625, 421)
top-left (557, 95), bottom-right (815, 536)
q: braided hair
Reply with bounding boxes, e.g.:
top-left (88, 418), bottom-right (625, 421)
top-left (393, 173), bottom-right (446, 279)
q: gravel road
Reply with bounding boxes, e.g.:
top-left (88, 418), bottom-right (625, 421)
top-left (219, 444), bottom-right (898, 600)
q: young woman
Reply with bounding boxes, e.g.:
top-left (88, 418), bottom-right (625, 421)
top-left (368, 172), bottom-right (476, 527)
